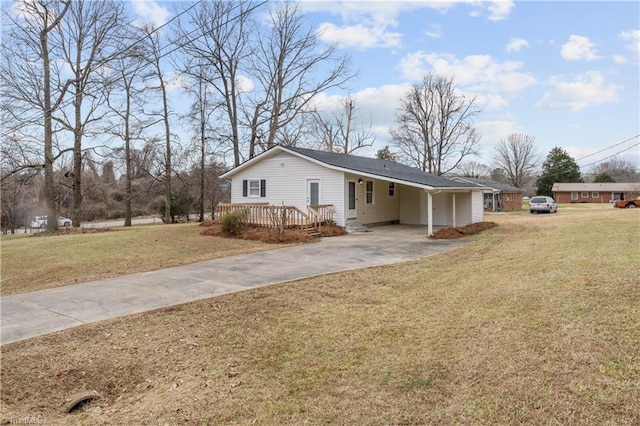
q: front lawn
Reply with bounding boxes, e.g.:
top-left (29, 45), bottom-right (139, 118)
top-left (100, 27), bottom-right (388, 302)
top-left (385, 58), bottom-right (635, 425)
top-left (1, 208), bottom-right (638, 424)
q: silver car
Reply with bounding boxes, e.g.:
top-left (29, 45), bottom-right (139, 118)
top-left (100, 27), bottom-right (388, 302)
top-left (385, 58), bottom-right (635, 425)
top-left (530, 196), bottom-right (558, 214)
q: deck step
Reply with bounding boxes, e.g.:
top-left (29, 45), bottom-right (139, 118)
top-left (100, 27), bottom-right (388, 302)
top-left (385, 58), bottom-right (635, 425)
top-left (302, 227), bottom-right (321, 238)
top-left (345, 222), bottom-right (368, 233)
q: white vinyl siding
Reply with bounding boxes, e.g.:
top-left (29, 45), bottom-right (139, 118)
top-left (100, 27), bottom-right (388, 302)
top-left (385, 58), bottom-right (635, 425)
top-left (230, 152), bottom-right (345, 226)
top-left (399, 185), bottom-right (426, 225)
top-left (345, 173), bottom-right (400, 224)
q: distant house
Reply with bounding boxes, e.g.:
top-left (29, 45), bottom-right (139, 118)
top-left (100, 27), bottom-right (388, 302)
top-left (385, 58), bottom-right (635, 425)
top-left (552, 182), bottom-right (640, 203)
top-left (450, 177), bottom-right (524, 211)
top-left (219, 145), bottom-right (487, 235)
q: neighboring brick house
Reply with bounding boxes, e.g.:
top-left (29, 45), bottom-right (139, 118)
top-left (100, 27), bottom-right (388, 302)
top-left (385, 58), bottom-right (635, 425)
top-left (451, 177), bottom-right (524, 211)
top-left (552, 182), bottom-right (640, 203)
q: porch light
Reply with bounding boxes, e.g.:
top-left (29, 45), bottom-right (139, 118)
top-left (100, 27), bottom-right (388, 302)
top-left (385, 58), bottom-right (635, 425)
top-left (358, 178), bottom-right (363, 185)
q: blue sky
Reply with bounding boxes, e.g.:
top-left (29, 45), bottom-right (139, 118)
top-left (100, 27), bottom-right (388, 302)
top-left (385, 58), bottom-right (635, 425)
top-left (134, 1), bottom-right (640, 170)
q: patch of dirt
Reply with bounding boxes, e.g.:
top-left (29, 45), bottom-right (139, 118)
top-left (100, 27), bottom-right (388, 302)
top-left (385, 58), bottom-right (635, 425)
top-left (429, 221), bottom-right (498, 239)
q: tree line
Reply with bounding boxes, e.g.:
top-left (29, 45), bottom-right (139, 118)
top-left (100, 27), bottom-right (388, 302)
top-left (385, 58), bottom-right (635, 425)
top-left (1, 1), bottom-right (637, 233)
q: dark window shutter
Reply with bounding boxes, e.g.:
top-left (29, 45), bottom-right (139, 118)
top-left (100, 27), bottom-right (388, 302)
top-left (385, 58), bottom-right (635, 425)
top-left (242, 180), bottom-right (247, 197)
top-left (260, 180), bottom-right (266, 197)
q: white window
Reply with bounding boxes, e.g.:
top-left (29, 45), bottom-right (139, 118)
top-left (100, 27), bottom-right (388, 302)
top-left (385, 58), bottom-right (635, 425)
top-left (242, 179), bottom-right (266, 198)
top-left (581, 192), bottom-right (588, 199)
top-left (592, 192), bottom-right (599, 198)
top-left (388, 182), bottom-right (396, 197)
top-left (366, 180), bottom-right (374, 204)
top-left (571, 192), bottom-right (578, 201)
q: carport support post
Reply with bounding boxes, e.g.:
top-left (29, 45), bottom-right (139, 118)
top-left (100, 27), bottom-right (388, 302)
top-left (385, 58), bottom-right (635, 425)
top-left (452, 193), bottom-right (457, 228)
top-left (427, 190), bottom-right (433, 236)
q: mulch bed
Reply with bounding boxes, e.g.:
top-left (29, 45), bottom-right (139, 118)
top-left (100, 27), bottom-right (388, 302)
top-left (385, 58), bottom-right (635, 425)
top-left (429, 221), bottom-right (498, 239)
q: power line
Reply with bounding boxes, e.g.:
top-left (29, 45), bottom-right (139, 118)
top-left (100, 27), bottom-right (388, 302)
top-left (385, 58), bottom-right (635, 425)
top-left (579, 141), bottom-right (640, 169)
top-left (575, 134), bottom-right (640, 163)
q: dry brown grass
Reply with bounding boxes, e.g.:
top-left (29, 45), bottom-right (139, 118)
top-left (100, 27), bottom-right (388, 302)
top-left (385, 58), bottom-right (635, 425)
top-left (1, 207), bottom-right (639, 424)
top-left (0, 223), bottom-right (287, 296)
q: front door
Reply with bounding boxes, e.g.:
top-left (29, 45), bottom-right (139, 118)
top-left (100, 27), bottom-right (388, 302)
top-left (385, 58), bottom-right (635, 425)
top-left (307, 179), bottom-right (320, 206)
top-left (347, 180), bottom-right (357, 218)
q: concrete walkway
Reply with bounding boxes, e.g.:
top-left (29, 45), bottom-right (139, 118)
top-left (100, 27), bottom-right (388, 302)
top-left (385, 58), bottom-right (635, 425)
top-left (1, 226), bottom-right (466, 345)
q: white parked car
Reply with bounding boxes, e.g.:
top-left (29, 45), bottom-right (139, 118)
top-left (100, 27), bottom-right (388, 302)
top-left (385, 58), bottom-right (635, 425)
top-left (529, 196), bottom-right (558, 214)
top-left (30, 215), bottom-right (72, 228)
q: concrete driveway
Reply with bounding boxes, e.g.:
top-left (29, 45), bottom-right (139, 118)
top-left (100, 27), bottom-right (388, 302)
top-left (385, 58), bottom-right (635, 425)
top-left (0, 225), bottom-right (466, 345)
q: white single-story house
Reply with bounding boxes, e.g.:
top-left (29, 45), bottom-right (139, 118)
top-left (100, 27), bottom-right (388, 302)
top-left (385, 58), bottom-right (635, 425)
top-left (219, 145), bottom-right (486, 235)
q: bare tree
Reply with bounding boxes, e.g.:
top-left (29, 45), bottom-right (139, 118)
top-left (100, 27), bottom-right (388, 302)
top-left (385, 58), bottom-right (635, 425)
top-left (590, 157), bottom-right (640, 182)
top-left (49, 0), bottom-right (125, 227)
top-left (181, 62), bottom-right (219, 222)
top-left (105, 35), bottom-right (151, 226)
top-left (178, 1), bottom-right (254, 167)
top-left (313, 96), bottom-right (375, 155)
top-left (1, 0), bottom-right (72, 232)
top-left (248, 2), bottom-right (353, 155)
top-left (141, 25), bottom-right (176, 223)
top-left (491, 133), bottom-right (540, 188)
top-left (390, 73), bottom-right (480, 175)
top-left (456, 160), bottom-right (491, 178)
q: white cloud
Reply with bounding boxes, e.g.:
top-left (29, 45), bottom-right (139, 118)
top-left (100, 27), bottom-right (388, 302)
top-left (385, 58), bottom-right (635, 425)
top-left (236, 75), bottom-right (254, 94)
top-left (425, 24), bottom-right (443, 39)
top-left (561, 35), bottom-right (600, 61)
top-left (311, 83), bottom-right (411, 152)
top-left (620, 29), bottom-right (640, 56)
top-left (506, 37), bottom-right (529, 53)
top-left (485, 0), bottom-right (515, 21)
top-left (613, 55), bottom-right (627, 64)
top-left (476, 93), bottom-right (509, 110)
top-left (310, 1), bottom-right (514, 50)
top-left (476, 119), bottom-right (522, 154)
top-left (131, 0), bottom-right (170, 29)
top-left (399, 52), bottom-right (537, 95)
top-left (318, 22), bottom-right (402, 49)
top-left (535, 71), bottom-right (619, 111)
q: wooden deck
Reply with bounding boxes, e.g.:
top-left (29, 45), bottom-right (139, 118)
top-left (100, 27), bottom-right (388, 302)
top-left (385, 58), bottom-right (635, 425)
top-left (214, 203), bottom-right (335, 231)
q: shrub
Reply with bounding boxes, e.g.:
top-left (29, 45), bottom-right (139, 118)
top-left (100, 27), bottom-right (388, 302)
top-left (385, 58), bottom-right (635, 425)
top-left (220, 212), bottom-right (245, 236)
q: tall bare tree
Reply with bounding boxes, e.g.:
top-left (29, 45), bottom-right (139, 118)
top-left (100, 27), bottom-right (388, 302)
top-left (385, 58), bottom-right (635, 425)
top-left (105, 35), bottom-right (151, 226)
top-left (178, 0), bottom-right (254, 167)
top-left (52, 0), bottom-right (125, 227)
top-left (491, 133), bottom-right (540, 188)
top-left (182, 62), bottom-right (219, 222)
top-left (248, 2), bottom-right (353, 155)
top-left (313, 96), bottom-right (375, 155)
top-left (390, 73), bottom-right (480, 175)
top-left (1, 0), bottom-right (72, 231)
top-left (142, 25), bottom-right (176, 223)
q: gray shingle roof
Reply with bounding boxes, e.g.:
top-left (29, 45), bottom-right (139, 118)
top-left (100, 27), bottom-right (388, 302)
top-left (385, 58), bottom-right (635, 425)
top-left (285, 146), bottom-right (478, 189)
top-left (451, 177), bottom-right (523, 192)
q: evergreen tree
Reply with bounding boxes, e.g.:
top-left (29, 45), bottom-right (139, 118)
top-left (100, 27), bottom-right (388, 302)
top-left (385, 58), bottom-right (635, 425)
top-left (376, 145), bottom-right (397, 161)
top-left (536, 147), bottom-right (583, 196)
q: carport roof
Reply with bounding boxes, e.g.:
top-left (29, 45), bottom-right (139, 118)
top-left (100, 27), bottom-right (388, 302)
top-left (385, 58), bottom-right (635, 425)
top-left (221, 145), bottom-right (480, 190)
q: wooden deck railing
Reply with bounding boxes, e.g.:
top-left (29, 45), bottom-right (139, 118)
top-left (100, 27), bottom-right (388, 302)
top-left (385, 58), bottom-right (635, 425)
top-left (214, 203), bottom-right (335, 230)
